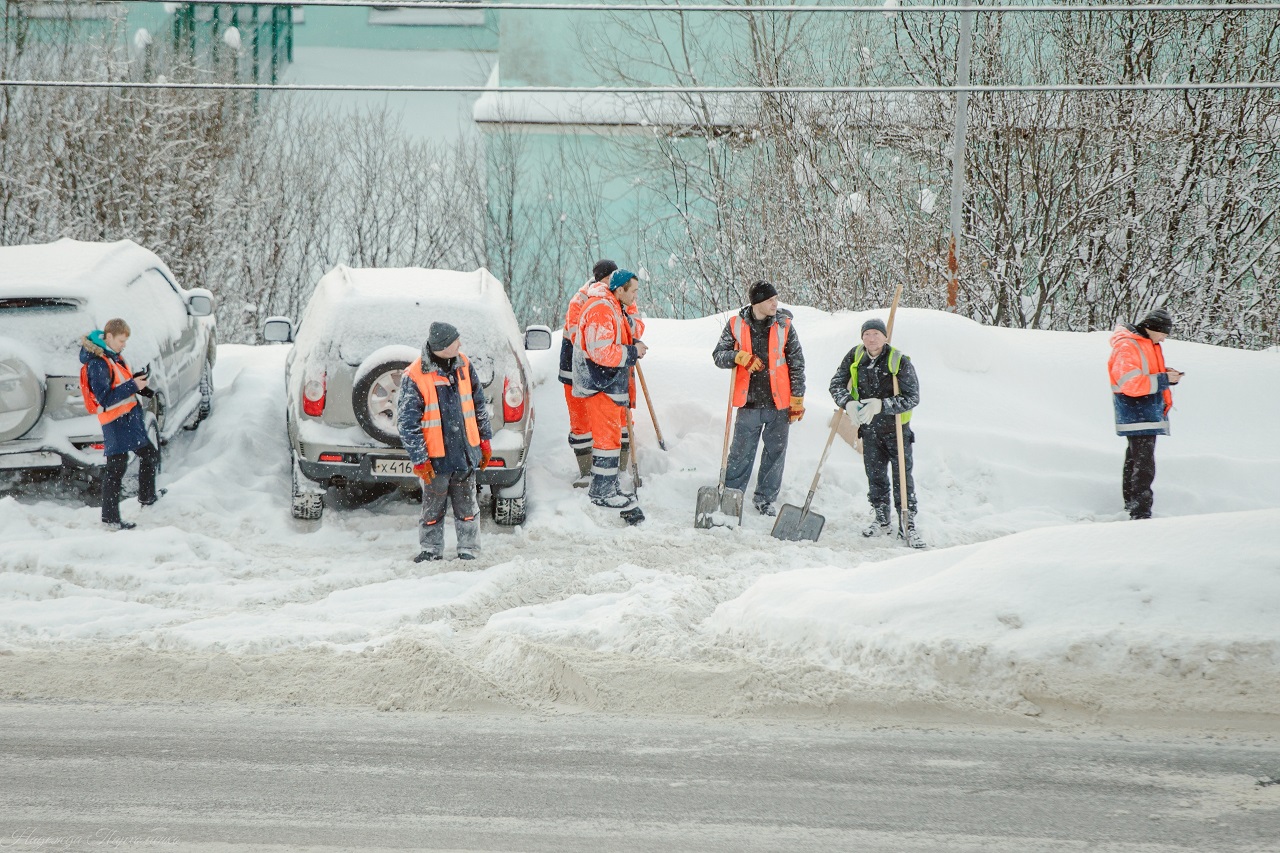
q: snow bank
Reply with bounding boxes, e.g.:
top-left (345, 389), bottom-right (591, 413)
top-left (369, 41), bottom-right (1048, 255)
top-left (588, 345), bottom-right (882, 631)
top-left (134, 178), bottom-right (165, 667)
top-left (2, 307), bottom-right (1278, 728)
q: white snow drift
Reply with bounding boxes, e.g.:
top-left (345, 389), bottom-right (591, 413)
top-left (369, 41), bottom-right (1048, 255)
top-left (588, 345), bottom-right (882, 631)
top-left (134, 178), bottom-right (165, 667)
top-left (1, 307), bottom-right (1278, 725)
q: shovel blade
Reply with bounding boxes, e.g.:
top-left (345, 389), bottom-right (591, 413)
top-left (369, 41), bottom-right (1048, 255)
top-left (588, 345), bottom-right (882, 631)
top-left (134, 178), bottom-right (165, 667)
top-left (694, 485), bottom-right (744, 529)
top-left (771, 503), bottom-right (825, 541)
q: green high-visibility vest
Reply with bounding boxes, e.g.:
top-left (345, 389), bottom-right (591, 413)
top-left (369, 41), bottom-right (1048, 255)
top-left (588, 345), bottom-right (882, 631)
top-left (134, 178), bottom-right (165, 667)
top-left (848, 345), bottom-right (912, 424)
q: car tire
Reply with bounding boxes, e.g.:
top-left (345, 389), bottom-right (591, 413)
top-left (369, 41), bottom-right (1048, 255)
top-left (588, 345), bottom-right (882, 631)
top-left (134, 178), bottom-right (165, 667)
top-left (291, 458), bottom-right (323, 521)
top-left (494, 495), bottom-right (526, 526)
top-left (0, 353), bottom-right (45, 442)
top-left (352, 356), bottom-right (412, 447)
top-left (189, 361), bottom-right (213, 427)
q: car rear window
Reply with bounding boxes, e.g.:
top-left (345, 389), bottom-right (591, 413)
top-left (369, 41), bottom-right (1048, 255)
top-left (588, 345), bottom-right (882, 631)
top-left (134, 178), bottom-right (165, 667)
top-left (0, 299), bottom-right (86, 358)
top-left (330, 302), bottom-right (510, 366)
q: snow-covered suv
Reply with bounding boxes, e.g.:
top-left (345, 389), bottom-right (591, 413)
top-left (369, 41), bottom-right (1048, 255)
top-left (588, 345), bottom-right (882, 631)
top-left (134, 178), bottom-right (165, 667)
top-left (0, 239), bottom-right (217, 477)
top-left (264, 265), bottom-right (552, 524)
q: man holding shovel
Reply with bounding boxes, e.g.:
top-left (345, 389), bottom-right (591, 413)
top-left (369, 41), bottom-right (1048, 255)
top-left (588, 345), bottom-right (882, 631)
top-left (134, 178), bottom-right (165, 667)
top-left (829, 317), bottom-right (924, 548)
top-left (572, 268), bottom-right (647, 525)
top-left (559, 259), bottom-right (619, 487)
top-left (711, 280), bottom-right (806, 517)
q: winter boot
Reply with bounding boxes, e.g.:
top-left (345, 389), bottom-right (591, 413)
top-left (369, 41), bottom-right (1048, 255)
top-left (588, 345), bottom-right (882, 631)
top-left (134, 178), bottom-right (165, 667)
top-left (572, 449), bottom-right (593, 488)
top-left (862, 504), bottom-right (892, 538)
top-left (898, 512), bottom-right (926, 549)
top-left (589, 474), bottom-right (636, 510)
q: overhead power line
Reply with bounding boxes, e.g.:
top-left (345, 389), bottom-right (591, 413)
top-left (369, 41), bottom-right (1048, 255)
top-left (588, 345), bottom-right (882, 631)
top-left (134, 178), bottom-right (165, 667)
top-left (4, 79), bottom-right (1280, 94)
top-left (97, 1), bottom-right (1280, 12)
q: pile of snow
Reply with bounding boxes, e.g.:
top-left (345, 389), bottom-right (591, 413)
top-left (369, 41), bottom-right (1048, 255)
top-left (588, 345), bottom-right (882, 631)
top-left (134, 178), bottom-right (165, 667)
top-left (1, 307), bottom-right (1278, 726)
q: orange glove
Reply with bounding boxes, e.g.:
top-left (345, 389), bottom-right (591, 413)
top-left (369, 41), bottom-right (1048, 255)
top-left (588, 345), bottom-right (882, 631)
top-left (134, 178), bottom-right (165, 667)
top-left (413, 461), bottom-right (434, 484)
top-left (734, 350), bottom-right (764, 373)
top-left (788, 396), bottom-right (805, 423)
top-left (479, 439), bottom-right (492, 469)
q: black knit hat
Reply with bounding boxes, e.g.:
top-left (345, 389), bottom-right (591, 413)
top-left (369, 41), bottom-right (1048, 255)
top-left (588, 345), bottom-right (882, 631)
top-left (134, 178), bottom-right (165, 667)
top-left (861, 318), bottom-right (888, 337)
top-left (749, 280), bottom-right (778, 305)
top-left (592, 259), bottom-right (618, 283)
top-left (1136, 307), bottom-right (1174, 335)
top-left (426, 321), bottom-right (459, 353)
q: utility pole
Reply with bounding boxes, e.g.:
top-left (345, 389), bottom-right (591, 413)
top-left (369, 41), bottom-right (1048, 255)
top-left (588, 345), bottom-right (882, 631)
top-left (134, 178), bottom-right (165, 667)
top-left (947, 8), bottom-right (974, 311)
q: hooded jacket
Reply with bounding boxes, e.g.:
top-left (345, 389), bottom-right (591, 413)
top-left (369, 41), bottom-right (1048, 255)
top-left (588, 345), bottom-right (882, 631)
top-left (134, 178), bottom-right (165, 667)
top-left (79, 333), bottom-right (151, 457)
top-left (1108, 325), bottom-right (1172, 436)
top-left (397, 350), bottom-right (494, 474)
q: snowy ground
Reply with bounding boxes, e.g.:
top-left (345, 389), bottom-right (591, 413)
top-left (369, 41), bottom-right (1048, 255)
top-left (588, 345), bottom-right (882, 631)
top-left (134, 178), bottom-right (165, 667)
top-left (2, 307), bottom-right (1278, 729)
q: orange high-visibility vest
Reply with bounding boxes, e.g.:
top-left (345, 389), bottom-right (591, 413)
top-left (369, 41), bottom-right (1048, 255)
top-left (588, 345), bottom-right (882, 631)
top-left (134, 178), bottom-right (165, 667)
top-left (729, 314), bottom-right (792, 409)
top-left (404, 354), bottom-right (481, 458)
top-left (81, 357), bottom-right (139, 425)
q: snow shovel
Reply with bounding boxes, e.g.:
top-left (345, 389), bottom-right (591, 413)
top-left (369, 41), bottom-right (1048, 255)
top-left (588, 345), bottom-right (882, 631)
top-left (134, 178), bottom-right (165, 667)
top-left (771, 410), bottom-right (844, 542)
top-left (694, 371), bottom-right (744, 529)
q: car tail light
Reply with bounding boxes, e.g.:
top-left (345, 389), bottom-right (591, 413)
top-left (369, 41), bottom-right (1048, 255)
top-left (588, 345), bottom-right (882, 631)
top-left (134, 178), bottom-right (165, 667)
top-left (318, 453), bottom-right (343, 463)
top-left (502, 376), bottom-right (525, 423)
top-left (303, 368), bottom-right (326, 417)
top-left (89, 443), bottom-right (104, 451)
top-left (487, 456), bottom-right (506, 468)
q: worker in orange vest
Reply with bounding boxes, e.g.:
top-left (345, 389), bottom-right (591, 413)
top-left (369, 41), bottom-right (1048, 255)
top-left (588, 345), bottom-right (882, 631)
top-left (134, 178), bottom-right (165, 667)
top-left (572, 269), bottom-right (646, 524)
top-left (1108, 307), bottom-right (1182, 520)
top-left (397, 322), bottom-right (494, 561)
top-left (79, 317), bottom-right (163, 530)
top-left (711, 281), bottom-right (806, 516)
top-left (560, 259), bottom-right (618, 487)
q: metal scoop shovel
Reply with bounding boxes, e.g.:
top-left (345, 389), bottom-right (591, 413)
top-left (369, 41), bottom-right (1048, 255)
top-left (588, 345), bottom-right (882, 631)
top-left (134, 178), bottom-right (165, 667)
top-left (771, 409), bottom-right (843, 542)
top-left (695, 372), bottom-right (744, 528)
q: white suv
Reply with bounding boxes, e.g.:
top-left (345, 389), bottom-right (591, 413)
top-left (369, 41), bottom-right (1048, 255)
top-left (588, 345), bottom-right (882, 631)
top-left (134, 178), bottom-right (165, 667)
top-left (264, 265), bottom-right (551, 524)
top-left (0, 239), bottom-right (217, 477)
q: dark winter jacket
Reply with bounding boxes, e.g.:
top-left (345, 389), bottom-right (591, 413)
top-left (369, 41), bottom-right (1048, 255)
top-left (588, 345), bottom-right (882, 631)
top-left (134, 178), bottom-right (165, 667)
top-left (712, 306), bottom-right (805, 408)
top-left (79, 335), bottom-right (151, 457)
top-left (396, 352), bottom-right (493, 474)
top-left (828, 344), bottom-right (920, 436)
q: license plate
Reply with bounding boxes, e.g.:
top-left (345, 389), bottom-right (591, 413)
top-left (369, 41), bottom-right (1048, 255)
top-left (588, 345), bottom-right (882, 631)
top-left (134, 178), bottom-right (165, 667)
top-left (0, 451), bottom-right (62, 470)
top-left (372, 458), bottom-right (415, 478)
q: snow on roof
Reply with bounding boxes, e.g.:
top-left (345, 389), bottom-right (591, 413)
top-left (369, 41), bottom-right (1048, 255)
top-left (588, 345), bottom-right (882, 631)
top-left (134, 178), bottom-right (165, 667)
top-left (0, 238), bottom-right (171, 298)
top-left (314, 264), bottom-right (512, 314)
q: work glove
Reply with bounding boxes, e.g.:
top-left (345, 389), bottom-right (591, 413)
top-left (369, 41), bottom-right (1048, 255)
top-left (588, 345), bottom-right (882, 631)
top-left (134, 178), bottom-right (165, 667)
top-left (733, 350), bottom-right (764, 373)
top-left (843, 401), bottom-right (860, 420)
top-left (413, 461), bottom-right (435, 484)
top-left (856, 398), bottom-right (883, 425)
top-left (788, 396), bottom-right (805, 423)
top-left (480, 439), bottom-right (492, 469)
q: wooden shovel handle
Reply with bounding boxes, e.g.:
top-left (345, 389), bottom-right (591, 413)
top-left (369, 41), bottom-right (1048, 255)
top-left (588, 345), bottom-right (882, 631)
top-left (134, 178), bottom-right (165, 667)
top-left (717, 368), bottom-right (735, 489)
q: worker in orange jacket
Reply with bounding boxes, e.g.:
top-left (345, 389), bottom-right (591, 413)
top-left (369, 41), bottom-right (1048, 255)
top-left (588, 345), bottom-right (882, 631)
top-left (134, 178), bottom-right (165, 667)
top-left (1107, 307), bottom-right (1182, 520)
top-left (560, 260), bottom-right (618, 487)
top-left (572, 269), bottom-right (646, 524)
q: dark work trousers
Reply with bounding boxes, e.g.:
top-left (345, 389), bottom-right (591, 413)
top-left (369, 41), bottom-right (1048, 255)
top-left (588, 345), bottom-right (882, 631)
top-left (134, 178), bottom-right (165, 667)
top-left (863, 427), bottom-right (916, 517)
top-left (1122, 435), bottom-right (1158, 519)
top-left (724, 406), bottom-right (790, 506)
top-left (420, 469), bottom-right (480, 557)
top-left (101, 441), bottom-right (160, 524)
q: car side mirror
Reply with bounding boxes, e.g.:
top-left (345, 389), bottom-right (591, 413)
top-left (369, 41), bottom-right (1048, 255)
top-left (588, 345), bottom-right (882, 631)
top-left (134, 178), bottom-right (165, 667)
top-left (523, 325), bottom-right (553, 351)
top-left (262, 316), bottom-right (294, 344)
top-left (187, 289), bottom-right (215, 317)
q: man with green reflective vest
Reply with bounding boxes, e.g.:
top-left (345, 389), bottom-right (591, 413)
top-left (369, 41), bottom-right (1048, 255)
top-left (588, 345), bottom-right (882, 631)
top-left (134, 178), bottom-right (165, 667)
top-left (828, 317), bottom-right (924, 547)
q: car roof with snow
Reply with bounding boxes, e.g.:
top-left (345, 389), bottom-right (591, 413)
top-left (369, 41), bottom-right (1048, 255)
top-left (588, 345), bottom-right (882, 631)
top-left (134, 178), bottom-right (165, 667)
top-left (304, 266), bottom-right (524, 360)
top-left (0, 239), bottom-right (173, 298)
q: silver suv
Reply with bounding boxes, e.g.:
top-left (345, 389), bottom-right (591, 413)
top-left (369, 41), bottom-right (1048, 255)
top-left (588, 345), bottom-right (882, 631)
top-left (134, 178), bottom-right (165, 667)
top-left (0, 239), bottom-right (217, 477)
top-left (264, 265), bottom-right (551, 524)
